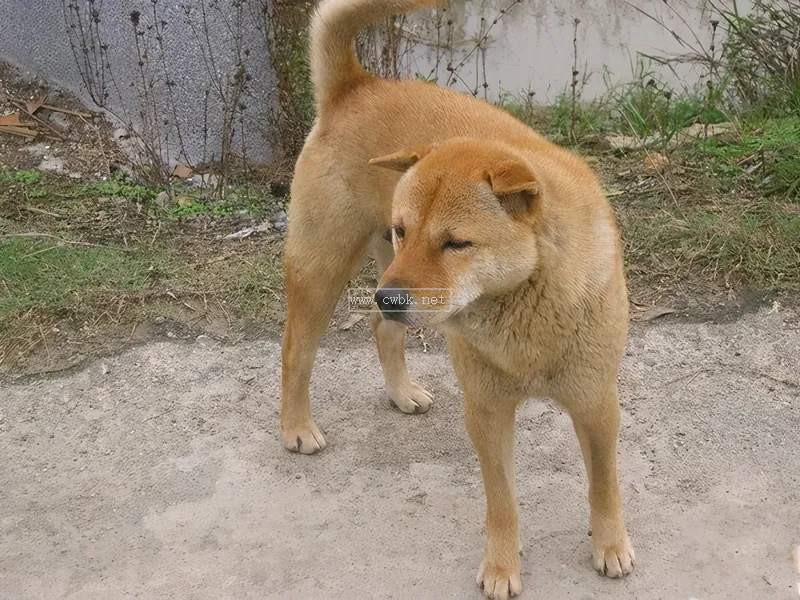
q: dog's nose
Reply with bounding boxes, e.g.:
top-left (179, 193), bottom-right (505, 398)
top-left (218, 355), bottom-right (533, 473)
top-left (374, 285), bottom-right (413, 322)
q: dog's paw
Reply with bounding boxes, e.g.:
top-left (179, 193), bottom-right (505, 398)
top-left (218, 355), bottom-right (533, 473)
top-left (592, 533), bottom-right (635, 578)
top-left (388, 381), bottom-right (433, 414)
top-left (282, 421), bottom-right (327, 455)
top-left (476, 558), bottom-right (522, 600)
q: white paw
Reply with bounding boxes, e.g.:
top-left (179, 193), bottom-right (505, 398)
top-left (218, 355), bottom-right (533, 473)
top-left (388, 381), bottom-right (434, 414)
top-left (477, 557), bottom-right (522, 599)
top-left (282, 421), bottom-right (327, 454)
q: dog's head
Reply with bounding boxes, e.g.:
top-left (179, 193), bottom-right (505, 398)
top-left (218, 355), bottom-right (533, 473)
top-left (370, 138), bottom-right (542, 327)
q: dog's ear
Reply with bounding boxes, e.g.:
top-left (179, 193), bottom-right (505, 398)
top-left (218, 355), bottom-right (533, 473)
top-left (368, 145), bottom-right (435, 172)
top-left (486, 160), bottom-right (539, 215)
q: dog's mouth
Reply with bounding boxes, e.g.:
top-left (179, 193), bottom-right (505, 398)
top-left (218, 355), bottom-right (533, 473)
top-left (373, 285), bottom-right (472, 328)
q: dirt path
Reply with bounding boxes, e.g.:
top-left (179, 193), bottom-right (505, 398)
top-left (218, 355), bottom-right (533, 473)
top-left (1, 308), bottom-right (799, 599)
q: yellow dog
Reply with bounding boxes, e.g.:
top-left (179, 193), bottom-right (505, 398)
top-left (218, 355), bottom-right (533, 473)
top-left (280, 1), bottom-right (635, 596)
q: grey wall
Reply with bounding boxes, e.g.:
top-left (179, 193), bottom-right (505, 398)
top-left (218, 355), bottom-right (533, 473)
top-left (416, 0), bottom-right (744, 100)
top-left (0, 0), bottom-right (750, 167)
top-left (0, 0), bottom-right (277, 165)
top-left (407, 0), bottom-right (752, 101)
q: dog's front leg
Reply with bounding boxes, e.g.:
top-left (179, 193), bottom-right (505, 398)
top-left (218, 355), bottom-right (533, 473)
top-left (465, 393), bottom-right (522, 600)
top-left (568, 382), bottom-right (635, 578)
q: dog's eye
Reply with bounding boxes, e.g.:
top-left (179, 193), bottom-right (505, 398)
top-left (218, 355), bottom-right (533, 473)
top-left (443, 239), bottom-right (473, 251)
top-left (393, 225), bottom-right (405, 240)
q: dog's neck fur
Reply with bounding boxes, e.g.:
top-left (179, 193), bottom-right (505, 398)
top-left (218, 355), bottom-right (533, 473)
top-left (442, 213), bottom-right (617, 382)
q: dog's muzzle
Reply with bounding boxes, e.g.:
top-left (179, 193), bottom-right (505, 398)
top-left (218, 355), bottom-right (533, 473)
top-left (374, 285), bottom-right (413, 324)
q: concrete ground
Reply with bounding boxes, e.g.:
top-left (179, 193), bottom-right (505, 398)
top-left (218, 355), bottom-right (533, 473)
top-left (1, 308), bottom-right (799, 599)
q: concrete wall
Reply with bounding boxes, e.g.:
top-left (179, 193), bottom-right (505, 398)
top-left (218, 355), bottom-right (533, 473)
top-left (0, 0), bottom-right (747, 165)
top-left (0, 0), bottom-right (277, 165)
top-left (404, 0), bottom-right (749, 102)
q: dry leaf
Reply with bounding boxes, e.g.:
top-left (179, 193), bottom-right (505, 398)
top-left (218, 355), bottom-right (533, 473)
top-left (643, 152), bottom-right (669, 173)
top-left (0, 113), bottom-right (22, 126)
top-left (172, 164), bottom-right (194, 179)
top-left (176, 196), bottom-right (193, 206)
top-left (631, 306), bottom-right (677, 322)
top-left (338, 313), bottom-right (366, 330)
top-left (25, 95), bottom-right (48, 115)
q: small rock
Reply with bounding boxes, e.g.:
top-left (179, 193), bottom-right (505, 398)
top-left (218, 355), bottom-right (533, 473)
top-left (190, 173), bottom-right (219, 187)
top-left (274, 210), bottom-right (288, 232)
top-left (606, 134), bottom-right (646, 151)
top-left (49, 112), bottom-right (71, 130)
top-left (680, 122), bottom-right (736, 140)
top-left (196, 334), bottom-right (216, 348)
top-left (154, 316), bottom-right (166, 324)
top-left (223, 227), bottom-right (255, 240)
top-left (166, 331), bottom-right (176, 339)
top-left (154, 191), bottom-right (171, 209)
top-left (101, 364), bottom-right (110, 375)
top-left (579, 133), bottom-right (610, 150)
top-left (24, 142), bottom-right (48, 157)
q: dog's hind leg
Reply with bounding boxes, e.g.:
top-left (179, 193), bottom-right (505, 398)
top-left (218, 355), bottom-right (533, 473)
top-left (281, 180), bottom-right (372, 454)
top-left (369, 237), bottom-right (434, 414)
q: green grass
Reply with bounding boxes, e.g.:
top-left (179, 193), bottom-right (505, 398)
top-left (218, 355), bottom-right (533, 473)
top-left (496, 89), bottom-right (538, 126)
top-left (693, 117), bottom-right (800, 200)
top-left (0, 168), bottom-right (286, 221)
top-left (82, 175), bottom-right (156, 201)
top-left (499, 65), bottom-right (728, 144)
top-left (228, 252), bottom-right (285, 321)
top-left (616, 191), bottom-right (800, 296)
top-left (167, 185), bottom-right (286, 219)
top-left (548, 92), bottom-right (611, 141)
top-left (1, 170), bottom-right (157, 204)
top-left (0, 236), bottom-right (172, 325)
top-left (608, 63), bottom-right (728, 140)
top-left (13, 170), bottom-right (42, 184)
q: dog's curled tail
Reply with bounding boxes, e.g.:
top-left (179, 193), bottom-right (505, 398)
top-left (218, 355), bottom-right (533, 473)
top-left (310, 0), bottom-right (437, 110)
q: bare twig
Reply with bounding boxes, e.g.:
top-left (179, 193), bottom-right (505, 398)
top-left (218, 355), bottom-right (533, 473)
top-left (141, 406), bottom-right (178, 423)
top-left (1, 233), bottom-right (130, 251)
top-left (570, 18), bottom-right (581, 144)
top-left (41, 104), bottom-right (92, 119)
top-left (39, 326), bottom-right (51, 366)
top-left (21, 205), bottom-right (62, 218)
top-left (186, 253), bottom-right (235, 268)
